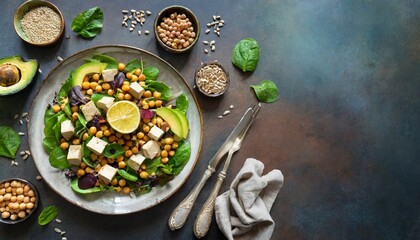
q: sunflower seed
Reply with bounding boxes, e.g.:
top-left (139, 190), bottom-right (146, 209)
top-left (146, 10), bottom-right (152, 16)
top-left (14, 114), bottom-right (19, 119)
top-left (211, 45), bottom-right (216, 51)
top-left (23, 154), bottom-right (29, 160)
top-left (20, 151), bottom-right (26, 156)
top-left (56, 218), bottom-right (62, 223)
top-left (122, 10), bottom-right (128, 14)
top-left (138, 30), bottom-right (142, 35)
top-left (223, 110), bottom-right (230, 116)
top-left (54, 228), bottom-right (62, 233)
top-left (129, 27), bottom-right (134, 32)
top-left (62, 237), bottom-right (67, 240)
top-left (204, 49), bottom-right (209, 54)
top-left (19, 119), bottom-right (23, 125)
top-left (131, 9), bottom-right (136, 13)
top-left (38, 68), bottom-right (42, 73)
top-left (209, 40), bottom-right (215, 46)
top-left (25, 150), bottom-right (31, 155)
top-left (18, 132), bottom-right (25, 136)
top-left (22, 112), bottom-right (28, 117)
top-left (218, 116), bottom-right (223, 119)
top-left (203, 41), bottom-right (209, 45)
top-left (57, 56), bottom-right (63, 62)
top-left (60, 231), bottom-right (66, 236)
top-left (205, 29), bottom-right (211, 34)
top-left (36, 175), bottom-right (42, 180)
top-left (230, 105), bottom-right (234, 109)
top-left (144, 30), bottom-right (150, 35)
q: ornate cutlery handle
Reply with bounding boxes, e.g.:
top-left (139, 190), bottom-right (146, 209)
top-left (193, 170), bottom-right (226, 238)
top-left (168, 166), bottom-right (214, 230)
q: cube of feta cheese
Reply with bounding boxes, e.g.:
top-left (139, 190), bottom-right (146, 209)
top-left (129, 82), bottom-right (145, 99)
top-left (102, 69), bottom-right (118, 82)
top-left (95, 96), bottom-right (114, 111)
top-left (80, 100), bottom-right (100, 122)
top-left (127, 154), bottom-right (146, 171)
top-left (147, 125), bottom-right (165, 141)
top-left (61, 120), bottom-right (75, 140)
top-left (67, 145), bottom-right (82, 166)
top-left (142, 140), bottom-right (160, 159)
top-left (98, 164), bottom-right (117, 185)
top-left (86, 136), bottom-right (108, 155)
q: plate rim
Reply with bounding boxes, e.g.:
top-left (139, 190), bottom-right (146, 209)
top-left (28, 44), bottom-right (203, 215)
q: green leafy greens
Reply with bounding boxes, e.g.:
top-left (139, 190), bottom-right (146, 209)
top-left (71, 7), bottom-right (104, 38)
top-left (38, 206), bottom-right (58, 226)
top-left (250, 80), bottom-right (279, 103)
top-left (0, 126), bottom-right (21, 159)
top-left (232, 38), bottom-right (260, 72)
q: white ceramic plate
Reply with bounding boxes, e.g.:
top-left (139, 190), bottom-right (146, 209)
top-left (28, 45), bottom-right (203, 214)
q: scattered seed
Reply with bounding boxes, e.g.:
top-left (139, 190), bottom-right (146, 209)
top-left (65, 35), bottom-right (70, 39)
top-left (22, 112), bottom-right (28, 117)
top-left (14, 114), bottom-right (19, 119)
top-left (56, 218), bottom-right (62, 223)
top-left (38, 68), bottom-right (42, 73)
top-left (25, 150), bottom-right (31, 155)
top-left (57, 56), bottom-right (63, 62)
top-left (62, 237), bottom-right (67, 240)
top-left (203, 41), bottom-right (209, 45)
top-left (122, 10), bottom-right (128, 14)
top-left (146, 10), bottom-right (152, 15)
top-left (230, 105), bottom-right (234, 109)
top-left (223, 110), bottom-right (231, 116)
top-left (18, 132), bottom-right (25, 136)
top-left (20, 151), bottom-right (26, 156)
top-left (205, 29), bottom-right (211, 34)
top-left (209, 40), bottom-right (215, 46)
top-left (129, 27), bottom-right (134, 32)
top-left (211, 45), bottom-right (216, 51)
top-left (23, 154), bottom-right (29, 160)
top-left (19, 119), bottom-right (23, 125)
top-left (138, 30), bottom-right (142, 35)
top-left (204, 49), bottom-right (209, 54)
top-left (60, 231), bottom-right (66, 236)
top-left (144, 30), bottom-right (150, 35)
top-left (54, 228), bottom-right (62, 233)
top-left (36, 175), bottom-right (42, 180)
top-left (130, 9), bottom-right (136, 13)
top-left (218, 116), bottom-right (223, 119)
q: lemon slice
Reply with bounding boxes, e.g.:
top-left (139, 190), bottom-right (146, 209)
top-left (106, 100), bottom-right (141, 134)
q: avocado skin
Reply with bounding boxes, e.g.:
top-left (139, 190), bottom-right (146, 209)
top-left (0, 56), bottom-right (38, 96)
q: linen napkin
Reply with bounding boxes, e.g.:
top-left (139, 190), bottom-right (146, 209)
top-left (215, 158), bottom-right (284, 240)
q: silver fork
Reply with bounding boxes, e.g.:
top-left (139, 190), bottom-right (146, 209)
top-left (193, 105), bottom-right (261, 238)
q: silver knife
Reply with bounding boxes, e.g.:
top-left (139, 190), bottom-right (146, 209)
top-left (168, 104), bottom-right (257, 230)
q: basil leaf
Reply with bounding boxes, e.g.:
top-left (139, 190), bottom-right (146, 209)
top-left (250, 80), bottom-right (279, 103)
top-left (176, 94), bottom-right (189, 115)
top-left (49, 147), bottom-right (70, 170)
top-left (169, 140), bottom-right (191, 175)
top-left (125, 59), bottom-right (143, 72)
top-left (143, 66), bottom-right (159, 80)
top-left (118, 169), bottom-right (138, 182)
top-left (86, 54), bottom-right (118, 69)
top-left (103, 143), bottom-right (124, 158)
top-left (146, 82), bottom-right (172, 101)
top-left (70, 178), bottom-right (101, 194)
top-left (232, 38), bottom-right (260, 72)
top-left (71, 7), bottom-right (103, 38)
top-left (43, 137), bottom-right (59, 154)
top-left (0, 126), bottom-right (21, 159)
top-left (38, 206), bottom-right (58, 226)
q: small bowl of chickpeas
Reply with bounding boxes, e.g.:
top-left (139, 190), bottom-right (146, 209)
top-left (154, 5), bottom-right (200, 53)
top-left (0, 178), bottom-right (39, 224)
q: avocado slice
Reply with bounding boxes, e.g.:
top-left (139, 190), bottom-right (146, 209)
top-left (172, 108), bottom-right (189, 139)
top-left (72, 62), bottom-right (107, 86)
top-left (155, 107), bottom-right (188, 139)
top-left (0, 56), bottom-right (38, 96)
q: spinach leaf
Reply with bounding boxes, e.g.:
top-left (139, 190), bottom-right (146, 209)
top-left (57, 73), bottom-right (73, 103)
top-left (82, 136), bottom-right (95, 168)
top-left (71, 7), bottom-right (103, 38)
top-left (0, 126), bottom-right (21, 159)
top-left (118, 169), bottom-right (138, 182)
top-left (103, 143), bottom-right (125, 158)
top-left (158, 164), bottom-right (173, 175)
top-left (44, 107), bottom-right (56, 125)
top-left (38, 205), bottom-right (58, 226)
top-left (169, 140), bottom-right (191, 175)
top-left (250, 80), bottom-right (279, 103)
top-left (52, 114), bottom-right (68, 142)
top-left (146, 82), bottom-right (172, 101)
top-left (91, 93), bottom-right (107, 103)
top-left (49, 147), bottom-right (70, 170)
top-left (70, 178), bottom-right (102, 194)
top-left (176, 94), bottom-right (189, 115)
top-left (125, 59), bottom-right (143, 72)
top-left (144, 157), bottom-right (161, 175)
top-left (143, 66), bottom-right (159, 80)
top-left (86, 54), bottom-right (118, 69)
top-left (42, 137), bottom-right (59, 154)
top-left (232, 38), bottom-right (260, 72)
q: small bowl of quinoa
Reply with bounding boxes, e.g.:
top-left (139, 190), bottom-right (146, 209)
top-left (0, 178), bottom-right (39, 224)
top-left (14, 0), bottom-right (65, 46)
top-left (195, 61), bottom-right (230, 97)
top-left (154, 5), bottom-right (200, 53)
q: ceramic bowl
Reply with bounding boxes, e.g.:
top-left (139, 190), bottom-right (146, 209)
top-left (0, 178), bottom-right (39, 224)
top-left (195, 61), bottom-right (230, 97)
top-left (154, 5), bottom-right (200, 53)
top-left (14, 0), bottom-right (65, 46)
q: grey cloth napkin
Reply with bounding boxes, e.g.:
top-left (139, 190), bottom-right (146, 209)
top-left (215, 158), bottom-right (284, 240)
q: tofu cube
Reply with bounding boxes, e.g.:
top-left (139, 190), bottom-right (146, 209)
top-left (95, 96), bottom-right (114, 111)
top-left (142, 140), bottom-right (160, 159)
top-left (98, 164), bottom-right (117, 185)
top-left (129, 82), bottom-right (145, 99)
top-left (102, 69), bottom-right (118, 82)
top-left (80, 101), bottom-right (100, 122)
top-left (67, 145), bottom-right (82, 166)
top-left (61, 120), bottom-right (74, 140)
top-left (127, 154), bottom-right (146, 171)
top-left (86, 136), bottom-right (108, 155)
top-left (147, 125), bottom-right (165, 141)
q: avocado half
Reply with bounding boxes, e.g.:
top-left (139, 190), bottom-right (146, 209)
top-left (0, 56), bottom-right (38, 96)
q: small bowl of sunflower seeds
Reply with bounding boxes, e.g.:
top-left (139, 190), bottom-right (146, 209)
top-left (14, 0), bottom-right (65, 46)
top-left (195, 61), bottom-right (229, 97)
